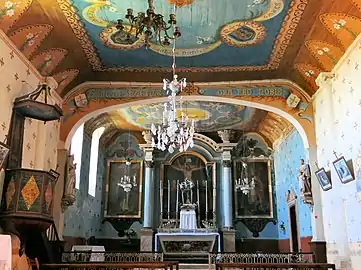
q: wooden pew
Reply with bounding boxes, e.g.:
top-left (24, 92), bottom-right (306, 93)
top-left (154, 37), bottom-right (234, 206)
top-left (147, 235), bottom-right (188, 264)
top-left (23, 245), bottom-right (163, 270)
top-left (215, 262), bottom-right (336, 270)
top-left (42, 261), bottom-right (179, 269)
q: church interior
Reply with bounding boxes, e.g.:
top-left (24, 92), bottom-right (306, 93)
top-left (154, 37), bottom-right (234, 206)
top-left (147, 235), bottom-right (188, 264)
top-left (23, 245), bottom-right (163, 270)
top-left (1, 0), bottom-right (361, 269)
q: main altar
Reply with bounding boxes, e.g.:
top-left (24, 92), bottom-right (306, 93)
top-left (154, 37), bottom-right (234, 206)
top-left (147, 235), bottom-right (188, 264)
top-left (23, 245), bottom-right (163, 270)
top-left (154, 154), bottom-right (221, 256)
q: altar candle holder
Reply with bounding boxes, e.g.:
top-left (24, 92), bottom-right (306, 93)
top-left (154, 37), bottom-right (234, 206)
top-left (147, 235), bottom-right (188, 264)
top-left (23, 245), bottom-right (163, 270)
top-left (160, 179), bottom-right (163, 223)
top-left (167, 180), bottom-right (171, 221)
top-left (197, 180), bottom-right (200, 227)
top-left (205, 180), bottom-right (208, 222)
top-left (176, 179), bottom-right (179, 226)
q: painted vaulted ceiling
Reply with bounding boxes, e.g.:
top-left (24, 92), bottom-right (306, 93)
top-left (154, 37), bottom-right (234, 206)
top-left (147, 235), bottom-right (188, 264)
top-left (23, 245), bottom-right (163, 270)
top-left (2, 0), bottom-right (361, 97)
top-left (83, 101), bottom-right (294, 147)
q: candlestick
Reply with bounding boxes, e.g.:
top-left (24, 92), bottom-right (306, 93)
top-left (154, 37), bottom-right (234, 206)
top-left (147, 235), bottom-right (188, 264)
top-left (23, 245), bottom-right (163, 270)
top-left (197, 180), bottom-right (200, 227)
top-left (205, 180), bottom-right (208, 221)
top-left (167, 180), bottom-right (171, 221)
top-left (176, 180), bottom-right (179, 226)
top-left (160, 180), bottom-right (163, 221)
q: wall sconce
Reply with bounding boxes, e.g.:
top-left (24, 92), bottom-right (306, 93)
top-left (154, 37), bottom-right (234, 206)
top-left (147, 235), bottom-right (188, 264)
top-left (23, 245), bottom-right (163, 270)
top-left (280, 221), bottom-right (286, 234)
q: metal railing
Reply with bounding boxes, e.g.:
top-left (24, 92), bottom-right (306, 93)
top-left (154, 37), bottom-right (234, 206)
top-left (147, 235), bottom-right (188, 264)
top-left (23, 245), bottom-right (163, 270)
top-left (209, 252), bottom-right (314, 265)
top-left (61, 251), bottom-right (164, 263)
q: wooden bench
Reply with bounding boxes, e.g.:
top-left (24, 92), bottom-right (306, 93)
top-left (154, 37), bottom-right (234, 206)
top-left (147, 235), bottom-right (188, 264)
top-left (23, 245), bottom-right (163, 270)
top-left (215, 262), bottom-right (336, 270)
top-left (42, 261), bottom-right (179, 269)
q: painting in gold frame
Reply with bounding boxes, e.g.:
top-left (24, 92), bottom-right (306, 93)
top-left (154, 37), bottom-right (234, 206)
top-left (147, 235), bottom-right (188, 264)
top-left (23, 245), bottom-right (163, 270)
top-left (104, 160), bottom-right (143, 218)
top-left (233, 158), bottom-right (274, 219)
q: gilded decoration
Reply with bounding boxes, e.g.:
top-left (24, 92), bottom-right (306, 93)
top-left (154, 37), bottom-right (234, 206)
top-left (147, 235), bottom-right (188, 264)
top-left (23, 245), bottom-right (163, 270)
top-left (21, 175), bottom-right (40, 210)
top-left (8, 24), bottom-right (53, 58)
top-left (294, 63), bottom-right (322, 89)
top-left (220, 21), bottom-right (267, 48)
top-left (167, 0), bottom-right (194, 8)
top-left (56, 0), bottom-right (308, 72)
top-left (5, 177), bottom-right (15, 210)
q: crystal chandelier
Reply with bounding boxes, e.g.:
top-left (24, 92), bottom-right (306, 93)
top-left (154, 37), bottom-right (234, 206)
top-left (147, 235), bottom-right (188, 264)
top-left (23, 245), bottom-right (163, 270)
top-left (235, 161), bottom-right (255, 195)
top-left (118, 0), bottom-right (181, 48)
top-left (150, 4), bottom-right (194, 154)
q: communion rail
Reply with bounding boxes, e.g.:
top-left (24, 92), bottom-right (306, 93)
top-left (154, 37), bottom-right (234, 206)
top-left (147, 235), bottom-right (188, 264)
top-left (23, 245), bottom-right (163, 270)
top-left (215, 262), bottom-right (335, 270)
top-left (61, 252), bottom-right (164, 263)
top-left (209, 252), bottom-right (314, 265)
top-left (42, 261), bottom-right (179, 270)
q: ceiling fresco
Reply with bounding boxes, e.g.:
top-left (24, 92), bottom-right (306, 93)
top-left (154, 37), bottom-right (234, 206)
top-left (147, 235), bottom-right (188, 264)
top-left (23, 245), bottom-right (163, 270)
top-left (2, 0), bottom-right (361, 97)
top-left (68, 0), bottom-right (287, 69)
top-left (115, 101), bottom-right (264, 132)
top-left (83, 101), bottom-right (292, 147)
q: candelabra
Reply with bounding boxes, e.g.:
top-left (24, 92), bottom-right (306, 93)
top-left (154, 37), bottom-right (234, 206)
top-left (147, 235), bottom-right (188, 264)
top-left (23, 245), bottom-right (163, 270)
top-left (151, 75), bottom-right (195, 154)
top-left (235, 162), bottom-right (255, 195)
top-left (117, 0), bottom-right (181, 48)
top-left (118, 175), bottom-right (137, 193)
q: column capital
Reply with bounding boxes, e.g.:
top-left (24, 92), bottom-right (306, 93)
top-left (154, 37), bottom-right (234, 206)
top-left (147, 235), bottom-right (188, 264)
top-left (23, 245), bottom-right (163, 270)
top-left (217, 129), bottom-right (235, 143)
top-left (142, 130), bottom-right (153, 144)
top-left (222, 160), bottom-right (232, 167)
top-left (144, 161), bottom-right (154, 168)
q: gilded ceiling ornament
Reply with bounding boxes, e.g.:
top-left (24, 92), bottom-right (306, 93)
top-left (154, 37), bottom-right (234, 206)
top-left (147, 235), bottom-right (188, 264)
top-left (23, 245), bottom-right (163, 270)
top-left (167, 0), bottom-right (194, 7)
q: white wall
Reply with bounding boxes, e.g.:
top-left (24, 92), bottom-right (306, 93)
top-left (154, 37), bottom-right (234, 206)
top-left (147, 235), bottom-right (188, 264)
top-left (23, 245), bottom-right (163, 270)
top-left (313, 37), bottom-right (361, 269)
top-left (0, 30), bottom-right (62, 171)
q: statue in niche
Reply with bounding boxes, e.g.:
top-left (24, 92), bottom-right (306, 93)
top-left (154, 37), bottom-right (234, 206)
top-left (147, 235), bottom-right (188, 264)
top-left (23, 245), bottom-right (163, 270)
top-left (61, 154), bottom-right (76, 212)
top-left (297, 159), bottom-right (313, 205)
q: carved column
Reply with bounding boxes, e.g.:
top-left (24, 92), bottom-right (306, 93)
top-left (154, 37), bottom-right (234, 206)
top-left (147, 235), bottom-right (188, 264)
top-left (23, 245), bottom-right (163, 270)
top-left (218, 130), bottom-right (237, 252)
top-left (139, 131), bottom-right (155, 251)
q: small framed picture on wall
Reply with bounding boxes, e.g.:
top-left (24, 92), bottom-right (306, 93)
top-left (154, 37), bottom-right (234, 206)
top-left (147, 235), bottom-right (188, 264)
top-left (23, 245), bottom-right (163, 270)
top-left (315, 168), bottom-right (332, 191)
top-left (333, 156), bottom-right (354, 184)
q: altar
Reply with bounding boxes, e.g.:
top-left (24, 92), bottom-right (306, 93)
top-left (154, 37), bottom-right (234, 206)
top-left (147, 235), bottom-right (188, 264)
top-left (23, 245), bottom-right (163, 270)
top-left (155, 232), bottom-right (220, 255)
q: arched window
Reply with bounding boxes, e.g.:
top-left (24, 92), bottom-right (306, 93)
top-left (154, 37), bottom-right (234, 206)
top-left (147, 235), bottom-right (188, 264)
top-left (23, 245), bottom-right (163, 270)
top-left (70, 123), bottom-right (84, 190)
top-left (88, 127), bottom-right (105, 197)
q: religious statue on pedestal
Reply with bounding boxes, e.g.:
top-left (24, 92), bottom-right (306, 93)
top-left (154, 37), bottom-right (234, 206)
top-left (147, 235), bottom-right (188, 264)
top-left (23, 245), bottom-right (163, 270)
top-left (61, 154), bottom-right (77, 212)
top-left (297, 159), bottom-right (313, 205)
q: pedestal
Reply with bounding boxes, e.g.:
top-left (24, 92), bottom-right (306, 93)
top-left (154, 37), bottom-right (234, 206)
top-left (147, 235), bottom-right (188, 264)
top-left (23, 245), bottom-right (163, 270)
top-left (222, 229), bottom-right (235, 252)
top-left (310, 241), bottom-right (327, 263)
top-left (140, 228), bottom-right (153, 252)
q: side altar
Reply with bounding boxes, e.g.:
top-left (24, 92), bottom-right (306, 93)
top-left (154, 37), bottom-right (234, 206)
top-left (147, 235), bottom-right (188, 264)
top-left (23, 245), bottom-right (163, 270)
top-left (155, 155), bottom-right (220, 256)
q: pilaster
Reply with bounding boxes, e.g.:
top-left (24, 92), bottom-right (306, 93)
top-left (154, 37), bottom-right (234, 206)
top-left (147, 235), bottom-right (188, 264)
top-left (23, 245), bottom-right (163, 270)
top-left (222, 229), bottom-right (236, 252)
top-left (140, 228), bottom-right (154, 252)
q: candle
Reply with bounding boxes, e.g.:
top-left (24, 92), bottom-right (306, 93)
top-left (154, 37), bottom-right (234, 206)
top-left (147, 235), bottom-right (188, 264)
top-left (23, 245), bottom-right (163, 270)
top-left (167, 180), bottom-right (171, 220)
top-left (176, 180), bottom-right (179, 223)
top-left (205, 180), bottom-right (208, 220)
top-left (160, 180), bottom-right (163, 221)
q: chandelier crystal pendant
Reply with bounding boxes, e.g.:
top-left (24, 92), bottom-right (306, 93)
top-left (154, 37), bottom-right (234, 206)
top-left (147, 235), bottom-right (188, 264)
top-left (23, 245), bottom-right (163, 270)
top-left (118, 0), bottom-right (181, 48)
top-left (150, 74), bottom-right (195, 154)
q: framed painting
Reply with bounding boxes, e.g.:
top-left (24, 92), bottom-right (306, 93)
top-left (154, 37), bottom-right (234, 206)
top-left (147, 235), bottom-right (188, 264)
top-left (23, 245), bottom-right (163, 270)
top-left (0, 142), bottom-right (10, 169)
top-left (315, 167), bottom-right (332, 191)
top-left (333, 156), bottom-right (354, 184)
top-left (234, 158), bottom-right (273, 219)
top-left (104, 160), bottom-right (143, 218)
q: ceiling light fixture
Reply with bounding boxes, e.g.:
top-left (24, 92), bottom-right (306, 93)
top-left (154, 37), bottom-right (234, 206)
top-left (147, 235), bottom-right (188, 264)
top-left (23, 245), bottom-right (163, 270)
top-left (117, 0), bottom-right (181, 48)
top-left (150, 3), bottom-right (195, 154)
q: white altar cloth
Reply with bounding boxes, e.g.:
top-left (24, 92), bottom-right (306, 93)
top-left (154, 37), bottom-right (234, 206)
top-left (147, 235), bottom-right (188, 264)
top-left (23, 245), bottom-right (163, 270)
top-left (180, 208), bottom-right (197, 230)
top-left (155, 232), bottom-right (220, 255)
top-left (71, 245), bottom-right (105, 261)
